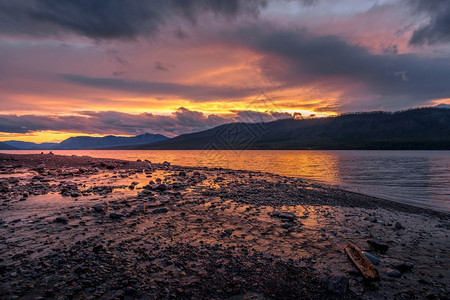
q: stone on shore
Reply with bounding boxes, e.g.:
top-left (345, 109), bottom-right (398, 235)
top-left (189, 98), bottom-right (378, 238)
top-left (151, 207), bottom-right (168, 214)
top-left (367, 239), bottom-right (389, 253)
top-left (54, 216), bottom-right (68, 224)
top-left (109, 213), bottom-right (124, 220)
top-left (362, 251), bottom-right (380, 265)
top-left (271, 211), bottom-right (296, 221)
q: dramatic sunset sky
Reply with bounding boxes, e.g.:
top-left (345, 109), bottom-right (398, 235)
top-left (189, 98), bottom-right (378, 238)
top-left (0, 0), bottom-right (449, 142)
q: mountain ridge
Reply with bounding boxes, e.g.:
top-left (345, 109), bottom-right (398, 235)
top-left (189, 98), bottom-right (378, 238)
top-left (122, 107), bottom-right (450, 150)
top-left (0, 142), bottom-right (17, 150)
top-left (2, 133), bottom-right (169, 150)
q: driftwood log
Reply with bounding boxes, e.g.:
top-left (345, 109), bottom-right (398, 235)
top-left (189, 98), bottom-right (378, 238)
top-left (345, 242), bottom-right (380, 281)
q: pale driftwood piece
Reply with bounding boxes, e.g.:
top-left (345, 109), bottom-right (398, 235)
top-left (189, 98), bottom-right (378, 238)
top-left (345, 242), bottom-right (380, 281)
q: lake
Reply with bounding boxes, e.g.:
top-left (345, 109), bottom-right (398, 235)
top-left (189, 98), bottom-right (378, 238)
top-left (2, 150), bottom-right (449, 212)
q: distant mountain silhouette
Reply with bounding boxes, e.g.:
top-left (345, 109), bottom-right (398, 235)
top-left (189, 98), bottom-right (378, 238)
top-left (125, 108), bottom-right (450, 150)
top-left (4, 141), bottom-right (58, 150)
top-left (0, 142), bottom-right (17, 150)
top-left (53, 133), bottom-right (168, 150)
top-left (435, 103), bottom-right (450, 110)
top-left (2, 134), bottom-right (168, 150)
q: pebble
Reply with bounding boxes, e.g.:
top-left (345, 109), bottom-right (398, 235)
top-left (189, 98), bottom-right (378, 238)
top-left (365, 216), bottom-right (377, 223)
top-left (327, 275), bottom-right (348, 296)
top-left (54, 217), bottom-right (68, 224)
top-left (394, 222), bottom-right (404, 230)
top-left (109, 213), bottom-right (124, 220)
top-left (367, 239), bottom-right (389, 253)
top-left (93, 204), bottom-right (106, 213)
top-left (151, 208), bottom-right (168, 214)
top-left (394, 262), bottom-right (414, 273)
top-left (271, 211), bottom-right (296, 221)
top-left (385, 268), bottom-right (401, 278)
top-left (125, 286), bottom-right (137, 295)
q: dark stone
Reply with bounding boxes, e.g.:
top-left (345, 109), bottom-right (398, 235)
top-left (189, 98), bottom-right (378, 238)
top-left (385, 268), bottom-right (401, 278)
top-left (93, 204), bottom-right (106, 213)
top-left (282, 223), bottom-right (294, 229)
top-left (328, 275), bottom-right (348, 296)
top-left (0, 182), bottom-right (10, 193)
top-left (125, 286), bottom-right (137, 295)
top-left (152, 208), bottom-right (168, 214)
top-left (394, 222), bottom-right (404, 230)
top-left (362, 251), bottom-right (380, 265)
top-left (394, 262), bottom-right (414, 273)
top-left (155, 184), bottom-right (167, 191)
top-left (54, 217), bottom-right (68, 224)
top-left (224, 229), bottom-right (233, 236)
top-left (93, 245), bottom-right (105, 253)
top-left (366, 216), bottom-right (377, 223)
top-left (12, 253), bottom-right (26, 260)
top-left (367, 239), bottom-right (389, 253)
top-left (109, 213), bottom-right (124, 220)
top-left (271, 211), bottom-right (296, 221)
top-left (178, 171), bottom-right (187, 176)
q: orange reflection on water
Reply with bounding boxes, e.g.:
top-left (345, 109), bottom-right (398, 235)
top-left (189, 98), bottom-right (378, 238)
top-left (1, 150), bottom-right (343, 185)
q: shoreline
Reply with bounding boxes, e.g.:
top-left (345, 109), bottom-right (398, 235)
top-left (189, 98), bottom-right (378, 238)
top-left (0, 153), bottom-right (449, 299)
top-left (2, 149), bottom-right (448, 214)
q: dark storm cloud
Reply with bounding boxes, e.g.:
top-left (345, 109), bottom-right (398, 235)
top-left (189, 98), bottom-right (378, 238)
top-left (408, 0), bottom-right (450, 45)
top-left (0, 108), bottom-right (292, 137)
top-left (0, 0), bottom-right (268, 39)
top-left (61, 74), bottom-right (259, 101)
top-left (236, 27), bottom-right (450, 107)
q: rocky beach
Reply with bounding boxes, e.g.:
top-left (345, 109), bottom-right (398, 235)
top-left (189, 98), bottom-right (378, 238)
top-left (0, 153), bottom-right (448, 299)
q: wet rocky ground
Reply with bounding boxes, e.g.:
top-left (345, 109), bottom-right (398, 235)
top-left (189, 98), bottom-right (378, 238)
top-left (0, 153), bottom-right (448, 299)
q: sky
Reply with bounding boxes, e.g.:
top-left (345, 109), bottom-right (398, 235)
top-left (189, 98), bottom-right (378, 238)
top-left (0, 0), bottom-right (449, 142)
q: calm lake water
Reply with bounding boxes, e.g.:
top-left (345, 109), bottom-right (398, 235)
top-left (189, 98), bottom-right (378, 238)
top-left (2, 150), bottom-right (449, 212)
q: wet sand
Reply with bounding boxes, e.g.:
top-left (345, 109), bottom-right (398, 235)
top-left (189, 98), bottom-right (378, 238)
top-left (0, 153), bottom-right (448, 299)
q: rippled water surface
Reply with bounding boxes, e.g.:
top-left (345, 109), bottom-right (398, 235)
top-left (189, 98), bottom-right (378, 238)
top-left (2, 150), bottom-right (449, 211)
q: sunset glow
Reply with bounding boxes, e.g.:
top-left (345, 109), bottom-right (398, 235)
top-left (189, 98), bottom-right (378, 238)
top-left (0, 0), bottom-right (449, 142)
